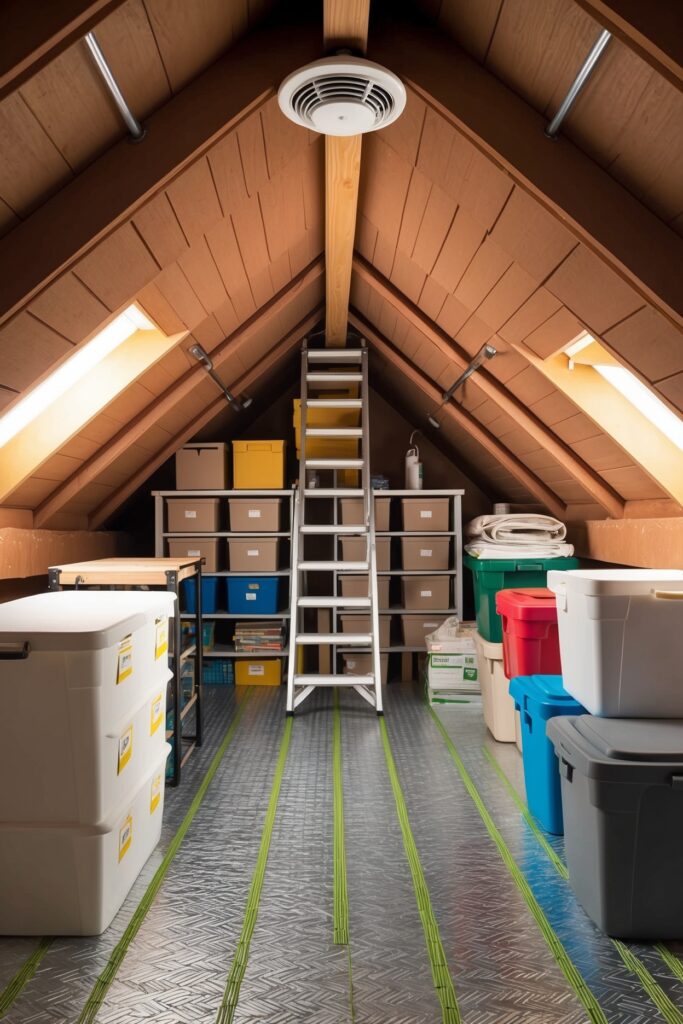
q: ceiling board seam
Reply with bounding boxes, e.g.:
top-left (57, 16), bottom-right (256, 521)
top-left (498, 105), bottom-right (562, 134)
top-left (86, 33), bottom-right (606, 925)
top-left (483, 0), bottom-right (507, 66)
top-left (407, 180), bottom-right (434, 263)
top-left (537, 240), bottom-right (582, 288)
top-left (175, 263), bottom-right (210, 318)
top-left (413, 101), bottom-right (428, 170)
top-left (229, 213), bottom-right (260, 309)
top-left (256, 192), bottom-right (274, 264)
top-left (485, 182), bottom-right (515, 236)
top-left (425, 202), bottom-right (460, 277)
top-left (416, 276), bottom-right (448, 322)
top-left (16, 88), bottom-right (76, 176)
top-left (205, 156), bottom-right (227, 220)
top-left (24, 308), bottom-right (75, 347)
top-left (129, 220), bottom-right (162, 271)
top-left (163, 191), bottom-right (191, 248)
top-left (140, 0), bottom-right (173, 97)
top-left (204, 233), bottom-right (240, 321)
top-left (258, 110), bottom-right (271, 181)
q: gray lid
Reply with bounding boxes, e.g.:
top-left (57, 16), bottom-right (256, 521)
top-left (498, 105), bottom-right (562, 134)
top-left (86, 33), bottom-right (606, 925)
top-left (575, 718), bottom-right (683, 763)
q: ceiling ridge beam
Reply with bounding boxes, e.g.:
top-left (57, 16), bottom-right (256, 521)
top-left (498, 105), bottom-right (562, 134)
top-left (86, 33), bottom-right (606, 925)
top-left (34, 258), bottom-right (324, 527)
top-left (88, 306), bottom-right (322, 529)
top-left (0, 14), bottom-right (320, 327)
top-left (349, 308), bottom-right (567, 519)
top-left (354, 254), bottom-right (625, 518)
top-left (368, 18), bottom-right (683, 330)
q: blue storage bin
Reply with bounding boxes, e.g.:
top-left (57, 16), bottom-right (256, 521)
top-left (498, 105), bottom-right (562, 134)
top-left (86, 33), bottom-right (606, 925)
top-left (203, 659), bottom-right (234, 685)
top-left (227, 576), bottom-right (279, 614)
top-left (182, 576), bottom-right (220, 614)
top-left (509, 675), bottom-right (585, 835)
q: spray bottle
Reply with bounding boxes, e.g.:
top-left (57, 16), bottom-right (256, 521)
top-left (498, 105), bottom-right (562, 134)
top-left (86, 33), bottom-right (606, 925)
top-left (405, 430), bottom-right (423, 490)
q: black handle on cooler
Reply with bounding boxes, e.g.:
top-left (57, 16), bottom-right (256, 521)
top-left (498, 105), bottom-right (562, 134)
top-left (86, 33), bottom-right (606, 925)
top-left (0, 641), bottom-right (31, 660)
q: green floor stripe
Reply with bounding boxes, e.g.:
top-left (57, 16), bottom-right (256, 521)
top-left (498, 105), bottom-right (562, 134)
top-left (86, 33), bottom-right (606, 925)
top-left (484, 746), bottom-right (683, 1023)
top-left (0, 938), bottom-right (53, 1018)
top-left (428, 709), bottom-right (608, 1024)
top-left (77, 688), bottom-right (254, 1024)
top-left (378, 718), bottom-right (461, 1024)
top-left (333, 692), bottom-right (350, 945)
top-left (215, 715), bottom-right (293, 1024)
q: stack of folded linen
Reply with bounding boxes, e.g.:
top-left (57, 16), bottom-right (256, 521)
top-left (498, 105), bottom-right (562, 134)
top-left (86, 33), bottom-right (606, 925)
top-left (465, 513), bottom-right (574, 559)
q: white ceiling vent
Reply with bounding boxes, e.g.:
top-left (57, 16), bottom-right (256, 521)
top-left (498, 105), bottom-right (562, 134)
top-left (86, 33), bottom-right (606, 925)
top-left (278, 56), bottom-right (406, 137)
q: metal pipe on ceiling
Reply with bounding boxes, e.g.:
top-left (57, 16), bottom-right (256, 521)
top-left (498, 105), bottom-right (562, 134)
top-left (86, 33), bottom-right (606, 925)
top-left (545, 28), bottom-right (611, 139)
top-left (188, 344), bottom-right (253, 411)
top-left (84, 31), bottom-right (145, 141)
top-left (427, 343), bottom-right (497, 429)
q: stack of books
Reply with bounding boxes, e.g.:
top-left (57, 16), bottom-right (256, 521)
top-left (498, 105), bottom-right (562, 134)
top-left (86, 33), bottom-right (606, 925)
top-left (233, 621), bottom-right (285, 652)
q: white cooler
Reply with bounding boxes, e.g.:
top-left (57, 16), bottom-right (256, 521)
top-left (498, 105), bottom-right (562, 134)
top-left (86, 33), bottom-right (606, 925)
top-left (548, 569), bottom-right (683, 717)
top-left (0, 751), bottom-right (169, 935)
top-left (0, 591), bottom-right (175, 823)
top-left (475, 631), bottom-right (516, 742)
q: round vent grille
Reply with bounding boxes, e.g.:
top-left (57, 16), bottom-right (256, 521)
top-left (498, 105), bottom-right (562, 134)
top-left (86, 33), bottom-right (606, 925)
top-left (278, 56), bottom-right (406, 136)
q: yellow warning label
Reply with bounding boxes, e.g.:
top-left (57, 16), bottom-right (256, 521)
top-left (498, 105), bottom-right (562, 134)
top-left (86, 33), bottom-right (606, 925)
top-left (116, 635), bottom-right (133, 685)
top-left (155, 617), bottom-right (169, 660)
top-left (118, 725), bottom-right (133, 775)
top-left (150, 693), bottom-right (163, 735)
top-left (118, 814), bottom-right (133, 862)
top-left (150, 773), bottom-right (162, 814)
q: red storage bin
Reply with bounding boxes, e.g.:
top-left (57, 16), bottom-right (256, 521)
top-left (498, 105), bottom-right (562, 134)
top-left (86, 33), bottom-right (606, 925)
top-left (496, 588), bottom-right (562, 679)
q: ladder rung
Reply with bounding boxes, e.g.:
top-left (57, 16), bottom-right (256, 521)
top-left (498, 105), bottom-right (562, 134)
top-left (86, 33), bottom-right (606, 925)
top-left (306, 373), bottom-right (363, 382)
top-left (305, 458), bottom-right (363, 469)
top-left (298, 560), bottom-right (369, 571)
top-left (300, 524), bottom-right (366, 535)
top-left (296, 634), bottom-right (372, 645)
top-left (306, 400), bottom-right (362, 409)
top-left (305, 427), bottom-right (363, 438)
top-left (306, 351), bottom-right (364, 362)
top-left (298, 596), bottom-right (370, 608)
top-left (303, 488), bottom-right (364, 497)
top-left (293, 675), bottom-right (375, 687)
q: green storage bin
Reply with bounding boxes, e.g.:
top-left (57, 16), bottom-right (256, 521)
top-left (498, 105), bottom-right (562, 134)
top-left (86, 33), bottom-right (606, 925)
top-left (464, 554), bottom-right (579, 643)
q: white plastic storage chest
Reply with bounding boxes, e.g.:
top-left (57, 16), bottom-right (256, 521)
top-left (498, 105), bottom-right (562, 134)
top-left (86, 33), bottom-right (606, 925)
top-left (548, 716), bottom-right (683, 938)
top-left (548, 569), bottom-right (683, 716)
top-left (0, 591), bottom-right (175, 824)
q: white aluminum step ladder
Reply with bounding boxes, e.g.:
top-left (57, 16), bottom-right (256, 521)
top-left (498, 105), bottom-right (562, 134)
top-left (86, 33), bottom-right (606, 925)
top-left (286, 340), bottom-right (383, 715)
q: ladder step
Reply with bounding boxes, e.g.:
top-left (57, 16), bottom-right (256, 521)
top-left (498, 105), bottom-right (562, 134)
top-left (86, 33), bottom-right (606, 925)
top-left (306, 373), bottom-right (363, 383)
top-left (305, 427), bottom-right (363, 437)
top-left (293, 674), bottom-right (375, 687)
top-left (306, 351), bottom-right (364, 362)
top-left (306, 399), bottom-right (362, 409)
top-left (303, 488), bottom-right (364, 497)
top-left (300, 524), bottom-right (366, 535)
top-left (297, 596), bottom-right (371, 608)
top-left (296, 633), bottom-right (372, 645)
top-left (305, 458), bottom-right (363, 469)
top-left (298, 560), bottom-right (368, 571)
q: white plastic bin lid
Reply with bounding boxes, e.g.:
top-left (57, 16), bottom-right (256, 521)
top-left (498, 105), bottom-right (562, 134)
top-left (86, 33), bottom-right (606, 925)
top-left (0, 591), bottom-right (176, 651)
top-left (547, 568), bottom-right (683, 597)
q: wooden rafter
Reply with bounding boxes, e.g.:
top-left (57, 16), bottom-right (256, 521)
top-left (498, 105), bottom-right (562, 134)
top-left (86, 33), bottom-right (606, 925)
top-left (349, 310), bottom-right (567, 519)
top-left (369, 18), bottom-right (683, 330)
top-left (0, 16), bottom-right (319, 326)
top-left (35, 258), bottom-right (325, 528)
top-left (354, 255), bottom-right (625, 518)
top-left (89, 307), bottom-right (323, 529)
top-left (324, 0), bottom-right (370, 346)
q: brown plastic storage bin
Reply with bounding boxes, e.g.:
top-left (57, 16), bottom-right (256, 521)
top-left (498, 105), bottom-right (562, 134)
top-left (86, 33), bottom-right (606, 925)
top-left (401, 536), bottom-right (450, 570)
top-left (340, 575), bottom-right (390, 608)
top-left (401, 575), bottom-right (450, 610)
top-left (340, 536), bottom-right (390, 571)
top-left (167, 498), bottom-right (220, 533)
top-left (340, 497), bottom-right (390, 531)
top-left (228, 498), bottom-right (282, 533)
top-left (342, 652), bottom-right (388, 685)
top-left (401, 498), bottom-right (450, 532)
top-left (228, 538), bottom-right (279, 571)
top-left (401, 614), bottom-right (446, 647)
top-left (340, 614), bottom-right (391, 648)
top-left (176, 443), bottom-right (229, 489)
top-left (168, 538), bottom-right (221, 572)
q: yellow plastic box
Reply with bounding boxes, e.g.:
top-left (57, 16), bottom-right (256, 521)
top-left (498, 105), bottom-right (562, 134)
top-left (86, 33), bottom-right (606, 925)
top-left (235, 658), bottom-right (282, 686)
top-left (233, 441), bottom-right (285, 489)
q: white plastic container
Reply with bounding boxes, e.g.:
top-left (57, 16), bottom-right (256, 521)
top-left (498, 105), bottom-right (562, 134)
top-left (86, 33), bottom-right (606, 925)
top-left (0, 751), bottom-right (169, 935)
top-left (0, 591), bottom-right (175, 823)
top-left (548, 569), bottom-right (683, 716)
top-left (475, 631), bottom-right (516, 742)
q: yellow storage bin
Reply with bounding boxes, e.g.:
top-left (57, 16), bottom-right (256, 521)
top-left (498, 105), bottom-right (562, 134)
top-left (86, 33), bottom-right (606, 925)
top-left (235, 658), bottom-right (282, 686)
top-left (233, 441), bottom-right (285, 489)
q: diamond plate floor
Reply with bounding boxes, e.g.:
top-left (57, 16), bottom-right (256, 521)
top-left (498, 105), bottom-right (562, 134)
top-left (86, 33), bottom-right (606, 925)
top-left (1, 682), bottom-right (681, 1023)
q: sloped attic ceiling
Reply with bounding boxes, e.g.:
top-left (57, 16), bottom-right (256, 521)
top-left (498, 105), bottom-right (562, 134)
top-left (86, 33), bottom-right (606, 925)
top-left (0, 0), bottom-right (681, 538)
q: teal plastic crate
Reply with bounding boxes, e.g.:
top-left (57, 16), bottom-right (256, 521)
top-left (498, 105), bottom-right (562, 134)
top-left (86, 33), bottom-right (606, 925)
top-left (464, 554), bottom-right (579, 643)
top-left (203, 659), bottom-right (234, 685)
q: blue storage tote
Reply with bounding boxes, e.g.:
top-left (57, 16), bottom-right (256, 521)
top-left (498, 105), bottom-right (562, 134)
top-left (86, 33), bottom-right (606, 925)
top-left (203, 659), bottom-right (234, 685)
top-left (509, 674), bottom-right (584, 835)
top-left (182, 576), bottom-right (221, 614)
top-left (227, 576), bottom-right (279, 614)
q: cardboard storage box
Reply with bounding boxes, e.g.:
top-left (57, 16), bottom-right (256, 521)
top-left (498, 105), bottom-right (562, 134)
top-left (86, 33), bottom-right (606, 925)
top-left (168, 538), bottom-right (221, 572)
top-left (340, 614), bottom-right (391, 648)
top-left (401, 575), bottom-right (450, 610)
top-left (340, 574), bottom-right (390, 608)
top-left (340, 536), bottom-right (390, 571)
top-left (401, 498), bottom-right (450, 532)
top-left (401, 614), bottom-right (447, 648)
top-left (228, 498), bottom-right (282, 533)
top-left (235, 659), bottom-right (282, 686)
top-left (233, 440), bottom-right (285, 489)
top-left (228, 538), bottom-right (279, 571)
top-left (176, 443), bottom-right (229, 489)
top-left (167, 498), bottom-right (220, 533)
top-left (342, 652), bottom-right (388, 685)
top-left (340, 497), bottom-right (390, 531)
top-left (401, 537), bottom-right (450, 571)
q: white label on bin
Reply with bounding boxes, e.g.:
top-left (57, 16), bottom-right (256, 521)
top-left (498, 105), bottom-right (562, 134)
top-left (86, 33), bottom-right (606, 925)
top-left (424, 622), bottom-right (438, 628)
top-left (246, 593), bottom-right (257, 601)
top-left (184, 510), bottom-right (197, 519)
top-left (248, 664), bottom-right (265, 676)
top-left (420, 549), bottom-right (432, 557)
top-left (150, 774), bottom-right (162, 814)
top-left (420, 510), bottom-right (432, 518)
top-left (150, 693), bottom-right (163, 735)
top-left (154, 617), bottom-right (168, 660)
top-left (188, 549), bottom-right (201, 557)
top-left (116, 635), bottom-right (133, 685)
top-left (346, 660), bottom-right (357, 670)
top-left (118, 815), bottom-right (133, 862)
top-left (248, 509), bottom-right (261, 518)
top-left (118, 725), bottom-right (133, 774)
top-left (420, 590), bottom-right (432, 598)
top-left (247, 549), bottom-right (259, 557)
